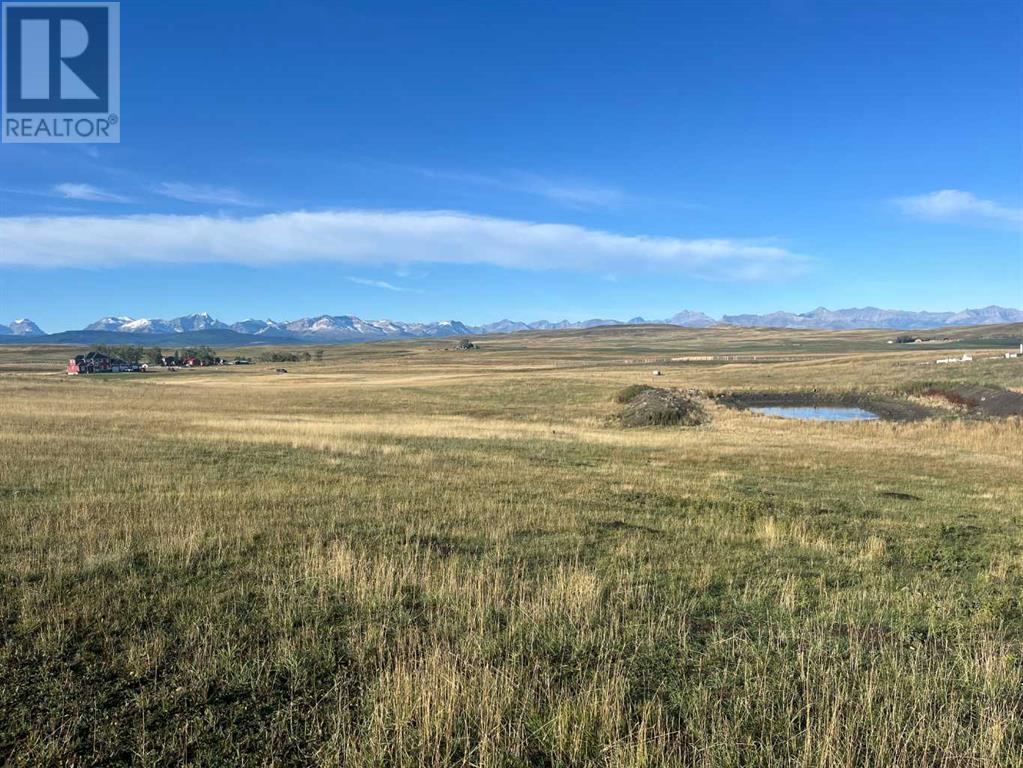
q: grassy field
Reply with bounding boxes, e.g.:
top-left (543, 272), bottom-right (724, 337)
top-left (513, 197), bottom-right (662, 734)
top-left (1, 324), bottom-right (1021, 766)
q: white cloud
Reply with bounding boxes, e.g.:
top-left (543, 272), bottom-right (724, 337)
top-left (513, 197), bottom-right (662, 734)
top-left (894, 190), bottom-right (1023, 226)
top-left (0, 208), bottom-right (808, 280)
top-left (347, 276), bottom-right (405, 291)
top-left (53, 183), bottom-right (130, 203)
top-left (154, 182), bottom-right (259, 207)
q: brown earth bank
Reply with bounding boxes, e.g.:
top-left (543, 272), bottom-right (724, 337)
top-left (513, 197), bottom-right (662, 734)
top-left (909, 383), bottom-right (1023, 418)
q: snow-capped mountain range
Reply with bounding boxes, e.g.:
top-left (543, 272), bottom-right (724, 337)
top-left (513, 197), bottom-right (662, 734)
top-left (85, 312), bottom-right (232, 334)
top-left (720, 305), bottom-right (1023, 330)
top-left (82, 312), bottom-right (476, 341)
top-left (74, 310), bottom-right (730, 338)
top-left (4, 306), bottom-right (1021, 341)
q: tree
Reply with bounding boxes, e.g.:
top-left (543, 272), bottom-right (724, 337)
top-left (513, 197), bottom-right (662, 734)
top-left (181, 346), bottom-right (217, 365)
top-left (90, 344), bottom-right (143, 363)
top-left (258, 351), bottom-right (302, 363)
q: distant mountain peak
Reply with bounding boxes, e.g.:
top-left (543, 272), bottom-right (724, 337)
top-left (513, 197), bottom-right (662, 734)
top-left (665, 309), bottom-right (717, 327)
top-left (0, 318), bottom-right (45, 336)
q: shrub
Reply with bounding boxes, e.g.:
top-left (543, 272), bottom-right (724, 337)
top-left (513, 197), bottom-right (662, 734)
top-left (613, 384), bottom-right (655, 403)
top-left (258, 351), bottom-right (311, 363)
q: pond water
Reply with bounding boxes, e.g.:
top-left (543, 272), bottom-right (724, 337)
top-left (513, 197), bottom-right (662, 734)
top-left (751, 406), bottom-right (880, 422)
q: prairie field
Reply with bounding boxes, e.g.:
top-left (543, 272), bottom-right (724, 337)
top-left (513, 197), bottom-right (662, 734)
top-left (1, 324), bottom-right (1021, 767)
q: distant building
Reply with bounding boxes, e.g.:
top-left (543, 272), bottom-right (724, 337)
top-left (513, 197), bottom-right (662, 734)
top-left (67, 351), bottom-right (139, 374)
top-left (936, 353), bottom-right (974, 365)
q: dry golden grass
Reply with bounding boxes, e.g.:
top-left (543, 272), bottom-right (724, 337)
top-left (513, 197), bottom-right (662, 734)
top-left (0, 326), bottom-right (1021, 766)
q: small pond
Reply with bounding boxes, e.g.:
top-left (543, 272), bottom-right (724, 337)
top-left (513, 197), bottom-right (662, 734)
top-left (751, 406), bottom-right (880, 422)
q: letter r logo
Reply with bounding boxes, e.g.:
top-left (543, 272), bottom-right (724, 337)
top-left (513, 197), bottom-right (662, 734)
top-left (4, 3), bottom-right (114, 113)
top-left (20, 18), bottom-right (99, 100)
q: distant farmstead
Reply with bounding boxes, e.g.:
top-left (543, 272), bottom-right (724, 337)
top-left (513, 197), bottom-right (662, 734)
top-left (67, 351), bottom-right (139, 375)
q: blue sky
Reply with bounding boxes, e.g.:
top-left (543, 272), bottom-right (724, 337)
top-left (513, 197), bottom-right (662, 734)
top-left (1, 0), bottom-right (1021, 332)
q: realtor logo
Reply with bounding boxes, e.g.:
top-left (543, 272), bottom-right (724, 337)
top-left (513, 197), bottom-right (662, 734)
top-left (2, 2), bottom-right (119, 143)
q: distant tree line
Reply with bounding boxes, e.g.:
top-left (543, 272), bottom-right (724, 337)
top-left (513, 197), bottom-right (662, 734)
top-left (258, 351), bottom-right (311, 363)
top-left (89, 344), bottom-right (325, 365)
top-left (89, 344), bottom-right (221, 365)
top-left (256, 350), bottom-right (325, 362)
top-left (894, 335), bottom-right (950, 344)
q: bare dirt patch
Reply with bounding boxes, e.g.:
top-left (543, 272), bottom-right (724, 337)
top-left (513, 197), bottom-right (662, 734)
top-left (880, 491), bottom-right (922, 501)
top-left (593, 520), bottom-right (661, 534)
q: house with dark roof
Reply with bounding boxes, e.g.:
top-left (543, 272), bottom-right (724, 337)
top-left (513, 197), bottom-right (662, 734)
top-left (67, 351), bottom-right (139, 374)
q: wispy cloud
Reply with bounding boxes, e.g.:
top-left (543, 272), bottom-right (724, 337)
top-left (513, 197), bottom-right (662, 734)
top-left (511, 173), bottom-right (627, 208)
top-left (407, 166), bottom-right (702, 211)
top-left (0, 208), bottom-right (809, 280)
top-left (894, 190), bottom-right (1023, 226)
top-left (53, 183), bottom-right (130, 203)
top-left (347, 276), bottom-right (405, 291)
top-left (154, 182), bottom-right (259, 207)
top-left (410, 167), bottom-right (628, 209)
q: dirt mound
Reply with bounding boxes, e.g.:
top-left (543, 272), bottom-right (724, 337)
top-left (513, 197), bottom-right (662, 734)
top-left (918, 385), bottom-right (1023, 418)
top-left (618, 387), bottom-right (707, 428)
